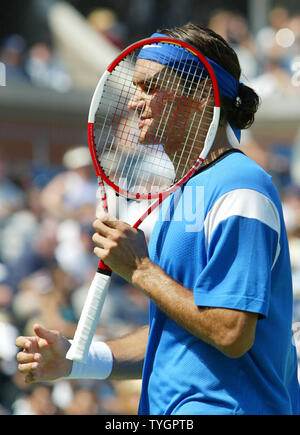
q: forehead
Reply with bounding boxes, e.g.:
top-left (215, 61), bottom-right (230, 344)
top-left (133, 58), bottom-right (165, 83)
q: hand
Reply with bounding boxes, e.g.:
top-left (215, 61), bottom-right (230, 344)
top-left (16, 324), bottom-right (72, 384)
top-left (92, 214), bottom-right (149, 282)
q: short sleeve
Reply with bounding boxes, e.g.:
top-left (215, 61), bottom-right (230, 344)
top-left (193, 189), bottom-right (281, 317)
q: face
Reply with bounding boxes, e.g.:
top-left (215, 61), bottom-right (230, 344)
top-left (128, 58), bottom-right (213, 166)
top-left (128, 59), bottom-right (169, 145)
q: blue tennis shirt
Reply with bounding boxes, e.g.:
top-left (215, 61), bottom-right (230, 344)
top-left (138, 150), bottom-right (300, 415)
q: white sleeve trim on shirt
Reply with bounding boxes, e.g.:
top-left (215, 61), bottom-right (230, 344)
top-left (203, 189), bottom-right (281, 270)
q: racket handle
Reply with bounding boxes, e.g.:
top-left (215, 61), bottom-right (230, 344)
top-left (66, 266), bottom-right (112, 363)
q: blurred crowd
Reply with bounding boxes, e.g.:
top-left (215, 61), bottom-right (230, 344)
top-left (1, 5), bottom-right (300, 95)
top-left (0, 3), bottom-right (300, 415)
top-left (0, 144), bottom-right (149, 415)
top-left (208, 7), bottom-right (300, 97)
top-left (0, 5), bottom-right (126, 92)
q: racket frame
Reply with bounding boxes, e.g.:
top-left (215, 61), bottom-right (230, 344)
top-left (88, 37), bottom-right (220, 202)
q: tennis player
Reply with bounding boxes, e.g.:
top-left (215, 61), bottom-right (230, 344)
top-left (16, 23), bottom-right (300, 415)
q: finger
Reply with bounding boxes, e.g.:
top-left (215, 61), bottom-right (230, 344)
top-left (94, 218), bottom-right (131, 234)
top-left (17, 351), bottom-right (41, 364)
top-left (92, 232), bottom-right (116, 249)
top-left (92, 232), bottom-right (106, 247)
top-left (15, 336), bottom-right (35, 351)
top-left (93, 246), bottom-right (107, 260)
top-left (93, 219), bottom-right (116, 236)
top-left (33, 324), bottom-right (59, 345)
top-left (26, 338), bottom-right (40, 354)
top-left (101, 218), bottom-right (130, 231)
top-left (16, 335), bottom-right (43, 355)
top-left (18, 361), bottom-right (39, 374)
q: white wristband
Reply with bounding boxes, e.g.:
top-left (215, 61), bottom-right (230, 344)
top-left (65, 341), bottom-right (113, 380)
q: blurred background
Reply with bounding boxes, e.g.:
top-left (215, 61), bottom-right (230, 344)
top-left (0, 0), bottom-right (300, 415)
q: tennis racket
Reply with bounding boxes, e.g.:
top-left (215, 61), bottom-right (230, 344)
top-left (66, 36), bottom-right (220, 363)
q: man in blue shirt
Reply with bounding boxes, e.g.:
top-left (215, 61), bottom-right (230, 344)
top-left (138, 149), bottom-right (299, 414)
top-left (16, 23), bottom-right (300, 415)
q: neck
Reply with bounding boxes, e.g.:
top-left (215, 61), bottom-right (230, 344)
top-left (170, 125), bottom-right (234, 180)
top-left (200, 126), bottom-right (233, 169)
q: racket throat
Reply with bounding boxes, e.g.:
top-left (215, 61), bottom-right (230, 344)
top-left (98, 260), bottom-right (112, 276)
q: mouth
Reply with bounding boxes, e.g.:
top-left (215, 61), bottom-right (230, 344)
top-left (136, 117), bottom-right (155, 145)
top-left (138, 117), bottom-right (152, 129)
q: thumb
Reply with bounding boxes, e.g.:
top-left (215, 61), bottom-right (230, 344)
top-left (33, 324), bottom-right (59, 345)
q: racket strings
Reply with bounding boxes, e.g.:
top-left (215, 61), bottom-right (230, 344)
top-left (125, 48), bottom-right (198, 190)
top-left (94, 42), bottom-right (215, 197)
top-left (95, 56), bottom-right (174, 193)
top-left (144, 62), bottom-right (213, 182)
top-left (167, 70), bottom-right (210, 176)
top-left (119, 61), bottom-right (167, 191)
top-left (129, 59), bottom-right (180, 191)
top-left (108, 53), bottom-right (163, 191)
top-left (104, 55), bottom-right (137, 179)
top-left (178, 84), bottom-right (214, 176)
top-left (140, 49), bottom-right (214, 178)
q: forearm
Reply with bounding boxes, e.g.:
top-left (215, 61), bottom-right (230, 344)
top-left (132, 259), bottom-right (214, 342)
top-left (107, 325), bottom-right (149, 380)
top-left (67, 325), bottom-right (148, 382)
top-left (132, 259), bottom-right (257, 358)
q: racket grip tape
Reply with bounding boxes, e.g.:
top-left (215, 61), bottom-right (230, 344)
top-left (66, 271), bottom-right (111, 363)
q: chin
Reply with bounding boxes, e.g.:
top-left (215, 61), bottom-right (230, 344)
top-left (138, 127), bottom-right (153, 145)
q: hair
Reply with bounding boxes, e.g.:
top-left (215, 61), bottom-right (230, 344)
top-left (159, 22), bottom-right (260, 130)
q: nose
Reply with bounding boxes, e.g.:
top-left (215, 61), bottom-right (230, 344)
top-left (128, 87), bottom-right (145, 112)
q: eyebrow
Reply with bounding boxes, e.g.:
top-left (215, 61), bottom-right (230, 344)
top-left (132, 71), bottom-right (162, 87)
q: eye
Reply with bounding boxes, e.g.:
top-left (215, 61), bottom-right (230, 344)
top-left (143, 82), bottom-right (158, 95)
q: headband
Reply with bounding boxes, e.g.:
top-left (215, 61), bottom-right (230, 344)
top-left (137, 33), bottom-right (241, 142)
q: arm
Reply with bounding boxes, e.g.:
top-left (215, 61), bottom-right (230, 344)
top-left (92, 216), bottom-right (258, 359)
top-left (133, 259), bottom-right (257, 358)
top-left (16, 324), bottom-right (148, 384)
top-left (107, 325), bottom-right (148, 380)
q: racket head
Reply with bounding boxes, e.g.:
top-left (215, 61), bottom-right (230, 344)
top-left (88, 37), bottom-right (221, 201)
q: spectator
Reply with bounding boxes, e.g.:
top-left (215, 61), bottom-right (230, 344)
top-left (291, 128), bottom-right (300, 189)
top-left (227, 13), bottom-right (259, 80)
top-left (0, 34), bottom-right (28, 83)
top-left (40, 146), bottom-right (97, 222)
top-left (87, 8), bottom-right (127, 50)
top-left (55, 220), bottom-right (98, 285)
top-left (12, 264), bottom-right (77, 339)
top-left (256, 7), bottom-right (290, 61)
top-left (64, 387), bottom-right (101, 415)
top-left (250, 55), bottom-right (297, 98)
top-left (255, 8), bottom-right (300, 94)
top-left (208, 9), bottom-right (232, 40)
top-left (12, 385), bottom-right (58, 415)
top-left (0, 185), bottom-right (44, 267)
top-left (0, 312), bottom-right (20, 413)
top-left (6, 217), bottom-right (58, 293)
top-left (24, 42), bottom-right (72, 93)
top-left (282, 185), bottom-right (300, 292)
top-left (0, 156), bottom-right (25, 223)
top-left (111, 380), bottom-right (142, 415)
top-left (209, 10), bottom-right (258, 80)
